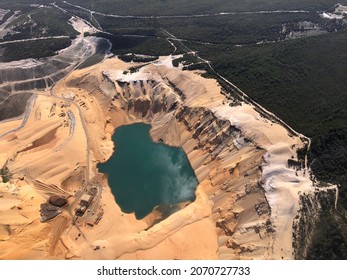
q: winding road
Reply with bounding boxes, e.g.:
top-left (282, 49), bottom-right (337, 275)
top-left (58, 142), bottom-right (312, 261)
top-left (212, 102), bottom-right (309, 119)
top-left (0, 36), bottom-right (70, 46)
top-left (61, 1), bottom-right (314, 19)
top-left (0, 94), bottom-right (37, 139)
top-left (53, 110), bottom-right (76, 152)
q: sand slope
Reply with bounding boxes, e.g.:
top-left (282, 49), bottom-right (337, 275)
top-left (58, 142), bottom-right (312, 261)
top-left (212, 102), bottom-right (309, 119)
top-left (0, 57), bottom-right (315, 259)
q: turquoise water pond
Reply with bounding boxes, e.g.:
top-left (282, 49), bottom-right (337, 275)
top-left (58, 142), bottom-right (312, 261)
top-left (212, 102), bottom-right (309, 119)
top-left (98, 123), bottom-right (198, 219)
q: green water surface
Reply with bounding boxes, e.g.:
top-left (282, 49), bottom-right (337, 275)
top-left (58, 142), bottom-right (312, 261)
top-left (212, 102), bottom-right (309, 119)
top-left (98, 123), bottom-right (198, 219)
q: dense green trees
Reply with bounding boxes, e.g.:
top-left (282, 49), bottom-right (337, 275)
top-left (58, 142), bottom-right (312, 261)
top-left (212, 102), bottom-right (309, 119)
top-left (68, 0), bottom-right (347, 16)
top-left (0, 38), bottom-right (71, 62)
top-left (307, 213), bottom-right (347, 260)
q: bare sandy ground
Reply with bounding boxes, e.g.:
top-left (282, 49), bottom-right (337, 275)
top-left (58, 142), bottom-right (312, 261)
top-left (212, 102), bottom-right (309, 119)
top-left (69, 16), bottom-right (98, 35)
top-left (0, 56), bottom-right (314, 260)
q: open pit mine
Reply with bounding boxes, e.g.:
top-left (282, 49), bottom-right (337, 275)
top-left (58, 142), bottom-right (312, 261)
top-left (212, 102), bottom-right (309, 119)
top-left (0, 56), bottom-right (318, 260)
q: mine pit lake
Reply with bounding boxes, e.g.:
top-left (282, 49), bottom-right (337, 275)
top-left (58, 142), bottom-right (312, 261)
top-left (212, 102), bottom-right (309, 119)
top-left (98, 123), bottom-right (198, 219)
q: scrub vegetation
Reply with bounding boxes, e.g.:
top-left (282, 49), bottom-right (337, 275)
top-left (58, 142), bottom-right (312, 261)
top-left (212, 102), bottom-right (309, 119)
top-left (0, 38), bottom-right (71, 61)
top-left (68, 0), bottom-right (347, 15)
